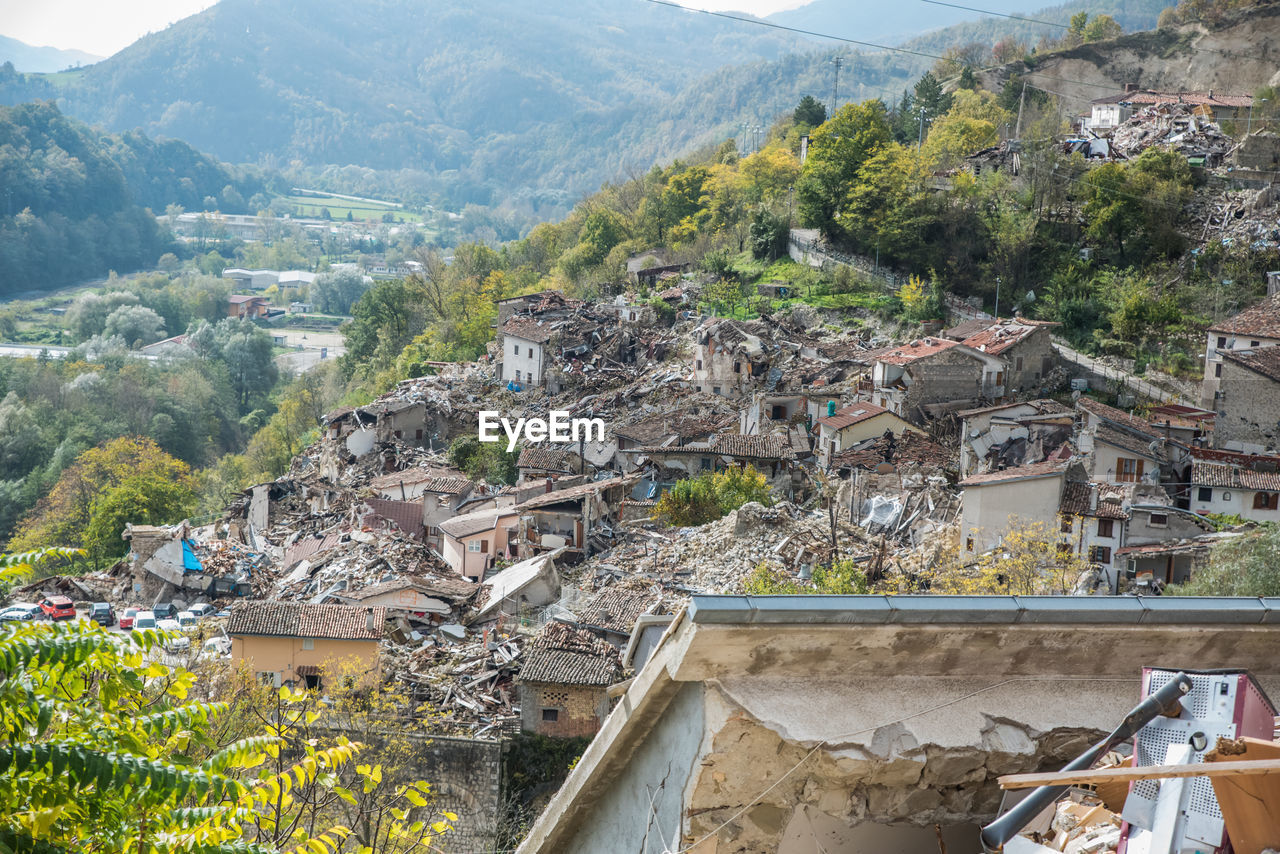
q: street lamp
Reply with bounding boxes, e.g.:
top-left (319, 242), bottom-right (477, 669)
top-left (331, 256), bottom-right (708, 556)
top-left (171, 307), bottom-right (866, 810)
top-left (1248, 98), bottom-right (1269, 136)
top-left (994, 276), bottom-right (1001, 322)
top-left (787, 185), bottom-right (794, 227)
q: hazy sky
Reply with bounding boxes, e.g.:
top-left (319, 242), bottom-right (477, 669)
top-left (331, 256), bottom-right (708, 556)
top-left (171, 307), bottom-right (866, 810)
top-left (1, 0), bottom-right (812, 57)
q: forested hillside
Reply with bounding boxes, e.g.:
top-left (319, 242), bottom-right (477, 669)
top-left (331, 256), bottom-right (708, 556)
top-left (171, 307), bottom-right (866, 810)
top-left (0, 102), bottom-right (274, 293)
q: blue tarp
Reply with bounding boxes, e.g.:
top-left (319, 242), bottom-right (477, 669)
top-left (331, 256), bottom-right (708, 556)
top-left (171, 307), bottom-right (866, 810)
top-left (181, 539), bottom-right (202, 574)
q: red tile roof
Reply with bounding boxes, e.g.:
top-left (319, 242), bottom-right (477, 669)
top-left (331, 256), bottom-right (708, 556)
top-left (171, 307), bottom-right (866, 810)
top-left (501, 315), bottom-right (558, 344)
top-left (960, 319), bottom-right (1057, 356)
top-left (518, 447), bottom-right (576, 472)
top-left (1209, 294), bottom-right (1280, 338)
top-left (829, 431), bottom-right (954, 470)
top-left (876, 337), bottom-right (960, 365)
top-left (816, 401), bottom-right (894, 431)
top-left (370, 468), bottom-right (472, 495)
top-left (576, 587), bottom-right (660, 635)
top-left (1059, 481), bottom-right (1132, 519)
top-left (959, 459), bottom-right (1071, 487)
top-left (228, 601), bottom-right (385, 640)
top-left (365, 498), bottom-right (426, 539)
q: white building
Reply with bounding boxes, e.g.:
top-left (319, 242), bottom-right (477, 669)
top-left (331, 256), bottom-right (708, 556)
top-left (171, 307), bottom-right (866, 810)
top-left (500, 316), bottom-right (555, 388)
top-left (1189, 459), bottom-right (1280, 523)
top-left (1201, 288), bottom-right (1280, 408)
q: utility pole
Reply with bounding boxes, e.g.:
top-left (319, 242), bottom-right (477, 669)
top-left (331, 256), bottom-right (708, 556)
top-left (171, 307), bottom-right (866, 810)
top-left (917, 106), bottom-right (928, 149)
top-left (994, 276), bottom-right (1001, 322)
top-left (831, 56), bottom-right (842, 117)
top-left (1014, 79), bottom-right (1028, 139)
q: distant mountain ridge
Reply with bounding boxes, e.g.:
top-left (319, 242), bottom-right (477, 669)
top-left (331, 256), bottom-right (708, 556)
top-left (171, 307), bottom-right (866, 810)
top-left (0, 35), bottom-right (100, 73)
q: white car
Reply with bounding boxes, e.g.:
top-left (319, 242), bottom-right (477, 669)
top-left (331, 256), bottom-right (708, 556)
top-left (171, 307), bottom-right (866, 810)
top-left (133, 610), bottom-right (157, 630)
top-left (156, 618), bottom-right (190, 652)
top-left (176, 611), bottom-right (198, 630)
top-left (188, 603), bottom-right (217, 619)
top-left (201, 636), bottom-right (232, 658)
top-left (0, 603), bottom-right (46, 622)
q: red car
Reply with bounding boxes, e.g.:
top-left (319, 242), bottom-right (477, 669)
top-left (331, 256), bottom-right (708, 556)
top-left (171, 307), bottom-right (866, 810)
top-left (119, 608), bottom-right (138, 630)
top-left (38, 596), bottom-right (76, 621)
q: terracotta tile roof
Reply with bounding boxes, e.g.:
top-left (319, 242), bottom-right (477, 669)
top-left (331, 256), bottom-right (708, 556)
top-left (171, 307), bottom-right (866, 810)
top-left (830, 431), bottom-right (954, 471)
top-left (1209, 294), bottom-right (1280, 337)
top-left (614, 412), bottom-right (728, 445)
top-left (876, 337), bottom-right (960, 365)
top-left (228, 601), bottom-right (385, 640)
top-left (439, 508), bottom-right (512, 539)
top-left (518, 447), bottom-right (575, 472)
top-left (365, 498), bottom-right (426, 539)
top-left (1076, 396), bottom-right (1161, 438)
top-left (959, 459), bottom-right (1070, 487)
top-left (816, 401), bottom-right (894, 431)
top-left (961, 319), bottom-right (1056, 356)
top-left (943, 318), bottom-right (994, 341)
top-left (284, 532), bottom-right (345, 568)
top-left (1192, 461), bottom-right (1280, 491)
top-left (501, 315), bottom-right (558, 344)
top-left (520, 622), bottom-right (622, 687)
top-left (1222, 347), bottom-right (1280, 383)
top-left (1059, 481), bottom-right (1132, 520)
top-left (370, 467), bottom-right (471, 494)
top-left (710, 433), bottom-right (796, 460)
top-left (576, 587), bottom-right (659, 635)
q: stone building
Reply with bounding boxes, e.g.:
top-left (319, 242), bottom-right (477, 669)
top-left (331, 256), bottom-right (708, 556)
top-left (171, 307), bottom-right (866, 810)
top-left (870, 337), bottom-right (1006, 423)
top-left (1215, 346), bottom-right (1280, 453)
top-left (691, 318), bottom-right (773, 396)
top-left (519, 622), bottom-right (622, 738)
top-left (1200, 290), bottom-right (1280, 408)
top-left (814, 401), bottom-right (923, 468)
top-left (959, 317), bottom-right (1059, 396)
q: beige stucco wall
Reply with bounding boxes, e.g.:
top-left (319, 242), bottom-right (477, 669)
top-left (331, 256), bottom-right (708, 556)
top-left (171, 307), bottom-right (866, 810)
top-left (961, 475), bottom-right (1064, 554)
top-left (443, 512), bottom-right (517, 581)
top-left (1090, 438), bottom-right (1158, 484)
top-left (819, 412), bottom-right (923, 465)
top-left (231, 635), bottom-right (380, 686)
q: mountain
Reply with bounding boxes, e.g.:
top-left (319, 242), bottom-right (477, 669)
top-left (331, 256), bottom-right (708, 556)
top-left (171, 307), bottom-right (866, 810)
top-left (0, 35), bottom-right (100, 73)
top-left (0, 101), bottom-right (271, 294)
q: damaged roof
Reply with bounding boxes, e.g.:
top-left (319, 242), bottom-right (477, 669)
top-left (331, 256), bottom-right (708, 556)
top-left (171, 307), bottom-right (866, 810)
top-left (960, 318), bottom-right (1057, 356)
top-left (369, 468), bottom-right (472, 494)
top-left (440, 508), bottom-right (513, 539)
top-left (876, 337), bottom-right (968, 365)
top-left (1059, 481), bottom-right (1132, 520)
top-left (516, 475), bottom-right (636, 510)
top-left (830, 431), bottom-right (954, 471)
top-left (518, 447), bottom-right (575, 472)
top-left (1208, 293), bottom-right (1280, 337)
top-left (1076, 396), bottom-right (1163, 439)
top-left (575, 586), bottom-right (660, 635)
top-left (959, 459), bottom-right (1071, 487)
top-left (519, 621), bottom-right (622, 687)
top-left (502, 315), bottom-right (559, 344)
top-left (347, 574), bottom-right (478, 602)
top-left (1091, 90), bottom-right (1253, 108)
top-left (228, 601), bottom-right (385, 641)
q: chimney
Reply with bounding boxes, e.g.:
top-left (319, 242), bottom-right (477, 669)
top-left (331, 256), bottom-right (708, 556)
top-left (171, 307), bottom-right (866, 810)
top-left (545, 477), bottom-right (553, 494)
top-left (366, 607), bottom-right (376, 633)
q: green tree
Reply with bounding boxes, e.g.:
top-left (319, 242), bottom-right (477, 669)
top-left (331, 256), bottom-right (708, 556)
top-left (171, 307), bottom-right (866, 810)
top-left (103, 304), bottom-right (167, 348)
top-left (744, 557), bottom-right (870, 594)
top-left (312, 269), bottom-right (370, 315)
top-left (796, 100), bottom-right (893, 238)
top-left (793, 94), bottom-right (827, 128)
top-left (215, 318), bottom-right (280, 411)
top-left (652, 465), bottom-right (773, 527)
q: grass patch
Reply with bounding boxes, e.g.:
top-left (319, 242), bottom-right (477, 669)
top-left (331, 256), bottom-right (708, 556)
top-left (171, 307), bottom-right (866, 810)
top-left (281, 194), bottom-right (421, 223)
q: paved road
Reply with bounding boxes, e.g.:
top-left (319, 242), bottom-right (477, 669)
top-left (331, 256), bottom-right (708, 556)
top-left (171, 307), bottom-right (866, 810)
top-left (1051, 339), bottom-right (1195, 406)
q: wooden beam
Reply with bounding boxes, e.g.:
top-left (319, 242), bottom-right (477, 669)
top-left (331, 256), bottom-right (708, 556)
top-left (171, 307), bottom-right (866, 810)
top-left (998, 758), bottom-right (1280, 790)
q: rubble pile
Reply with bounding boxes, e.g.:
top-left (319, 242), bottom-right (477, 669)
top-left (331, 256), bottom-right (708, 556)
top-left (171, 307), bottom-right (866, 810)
top-left (1017, 794), bottom-right (1122, 853)
top-left (389, 626), bottom-right (524, 737)
top-left (1190, 184), bottom-right (1280, 249)
top-left (1103, 103), bottom-right (1237, 164)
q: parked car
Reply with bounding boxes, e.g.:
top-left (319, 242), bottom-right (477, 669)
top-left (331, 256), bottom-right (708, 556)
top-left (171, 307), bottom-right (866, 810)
top-left (176, 611), bottom-right (198, 630)
top-left (38, 596), bottom-right (76, 621)
top-left (157, 618), bottom-right (190, 652)
top-left (119, 608), bottom-right (139, 630)
top-left (88, 602), bottom-right (116, 627)
top-left (0, 603), bottom-right (45, 622)
top-left (201, 636), bottom-right (232, 658)
top-left (188, 603), bottom-right (217, 619)
top-left (133, 610), bottom-right (157, 631)
top-left (152, 603), bottom-right (178, 620)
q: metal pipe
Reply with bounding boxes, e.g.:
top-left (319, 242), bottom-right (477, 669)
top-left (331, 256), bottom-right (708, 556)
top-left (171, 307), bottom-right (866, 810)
top-left (979, 671), bottom-right (1192, 852)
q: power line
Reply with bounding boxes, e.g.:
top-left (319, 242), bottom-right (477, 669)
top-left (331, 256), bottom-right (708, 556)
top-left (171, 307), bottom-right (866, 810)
top-left (917, 0), bottom-right (1067, 29)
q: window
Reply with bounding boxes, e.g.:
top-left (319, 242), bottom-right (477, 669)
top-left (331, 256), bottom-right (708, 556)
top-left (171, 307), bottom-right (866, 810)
top-left (415, 428), bottom-right (423, 439)
top-left (1218, 336), bottom-right (1227, 348)
top-left (1117, 457), bottom-right (1145, 483)
top-left (733, 361), bottom-right (741, 374)
top-left (302, 638), bottom-right (314, 650)
top-left (1252, 341), bottom-right (1260, 347)
top-left (771, 405), bottom-right (787, 420)
top-left (1060, 515), bottom-right (1073, 533)
top-left (513, 345), bottom-right (520, 356)
top-left (696, 359), bottom-right (703, 370)
top-left (1254, 492), bottom-right (1279, 510)
top-left (541, 708), bottom-right (559, 722)
top-left (1015, 356), bottom-right (1024, 372)
top-left (467, 540), bottom-right (482, 553)
top-left (966, 537), bottom-right (975, 551)
top-left (700, 457), bottom-right (712, 471)
top-left (629, 311), bottom-right (636, 321)
top-left (1198, 487), bottom-right (1213, 502)
top-left (712, 386), bottom-right (721, 395)
top-left (1089, 545), bottom-right (1113, 564)
top-left (480, 539), bottom-right (489, 553)
top-left (1148, 513), bottom-right (1168, 527)
top-left (1097, 519), bottom-right (1114, 538)
top-left (1215, 364), bottom-right (1222, 378)
top-left (1057, 542), bottom-right (1071, 554)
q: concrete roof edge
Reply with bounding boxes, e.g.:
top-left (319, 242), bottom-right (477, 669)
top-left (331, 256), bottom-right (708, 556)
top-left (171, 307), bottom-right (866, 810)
top-left (686, 595), bottom-right (1276, 626)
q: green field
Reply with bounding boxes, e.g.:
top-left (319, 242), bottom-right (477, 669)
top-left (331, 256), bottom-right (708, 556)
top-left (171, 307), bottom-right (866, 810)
top-left (283, 193), bottom-right (421, 223)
